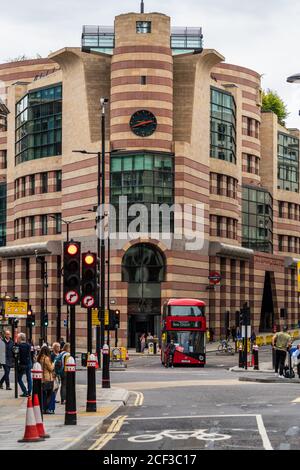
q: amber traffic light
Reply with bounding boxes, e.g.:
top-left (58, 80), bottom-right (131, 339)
top-left (81, 251), bottom-right (98, 307)
top-left (63, 241), bottom-right (81, 305)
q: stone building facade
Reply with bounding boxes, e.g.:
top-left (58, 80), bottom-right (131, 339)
top-left (0, 7), bottom-right (299, 347)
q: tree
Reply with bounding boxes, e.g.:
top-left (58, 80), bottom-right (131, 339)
top-left (262, 89), bottom-right (289, 126)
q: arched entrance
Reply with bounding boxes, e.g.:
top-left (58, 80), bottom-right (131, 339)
top-left (122, 243), bottom-right (165, 348)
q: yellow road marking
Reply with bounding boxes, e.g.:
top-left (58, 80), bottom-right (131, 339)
top-left (89, 415), bottom-right (127, 451)
top-left (132, 391), bottom-right (144, 406)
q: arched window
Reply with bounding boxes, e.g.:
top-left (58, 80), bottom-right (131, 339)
top-left (122, 243), bottom-right (165, 283)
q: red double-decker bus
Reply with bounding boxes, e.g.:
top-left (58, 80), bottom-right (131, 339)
top-left (161, 298), bottom-right (206, 367)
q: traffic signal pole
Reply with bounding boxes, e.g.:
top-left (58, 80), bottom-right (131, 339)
top-left (87, 307), bottom-right (92, 354)
top-left (70, 305), bottom-right (76, 359)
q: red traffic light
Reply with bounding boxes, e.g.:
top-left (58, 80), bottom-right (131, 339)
top-left (67, 243), bottom-right (79, 256)
top-left (84, 253), bottom-right (95, 265)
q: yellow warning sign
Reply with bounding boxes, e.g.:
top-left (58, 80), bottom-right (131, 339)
top-left (92, 308), bottom-right (100, 326)
top-left (298, 261), bottom-right (300, 292)
top-left (4, 301), bottom-right (28, 318)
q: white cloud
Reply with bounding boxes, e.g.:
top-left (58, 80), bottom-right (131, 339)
top-left (0, 0), bottom-right (299, 126)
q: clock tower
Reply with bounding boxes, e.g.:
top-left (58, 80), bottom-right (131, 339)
top-left (110, 12), bottom-right (173, 152)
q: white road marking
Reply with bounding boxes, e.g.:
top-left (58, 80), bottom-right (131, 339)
top-left (256, 415), bottom-right (273, 450)
top-left (292, 396), bottom-right (300, 403)
top-left (124, 413), bottom-right (273, 450)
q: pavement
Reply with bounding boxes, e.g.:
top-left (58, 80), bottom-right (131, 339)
top-left (0, 383), bottom-right (129, 450)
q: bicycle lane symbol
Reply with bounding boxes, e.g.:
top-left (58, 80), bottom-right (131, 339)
top-left (128, 429), bottom-right (231, 443)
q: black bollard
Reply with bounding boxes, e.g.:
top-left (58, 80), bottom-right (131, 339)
top-left (32, 362), bottom-right (43, 417)
top-left (64, 356), bottom-right (77, 425)
top-left (86, 354), bottom-right (97, 412)
top-left (253, 345), bottom-right (259, 370)
top-left (102, 344), bottom-right (111, 389)
top-left (238, 344), bottom-right (244, 368)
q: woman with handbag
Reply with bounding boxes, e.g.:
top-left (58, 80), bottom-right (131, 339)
top-left (37, 346), bottom-right (54, 414)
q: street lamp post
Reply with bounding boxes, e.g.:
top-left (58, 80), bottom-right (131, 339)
top-left (72, 96), bottom-right (110, 387)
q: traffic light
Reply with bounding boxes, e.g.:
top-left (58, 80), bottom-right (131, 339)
top-left (114, 309), bottom-right (120, 329)
top-left (240, 304), bottom-right (251, 325)
top-left (81, 251), bottom-right (98, 307)
top-left (63, 241), bottom-right (81, 305)
top-left (43, 313), bottom-right (49, 327)
top-left (31, 315), bottom-right (36, 327)
top-left (26, 309), bottom-right (33, 328)
top-left (109, 309), bottom-right (120, 330)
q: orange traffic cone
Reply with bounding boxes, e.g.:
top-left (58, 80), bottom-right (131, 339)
top-left (33, 394), bottom-right (50, 438)
top-left (18, 396), bottom-right (44, 443)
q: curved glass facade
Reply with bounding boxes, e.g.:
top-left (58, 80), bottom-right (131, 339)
top-left (210, 87), bottom-right (236, 164)
top-left (15, 84), bottom-right (62, 165)
top-left (242, 186), bottom-right (273, 253)
top-left (110, 152), bottom-right (174, 232)
top-left (277, 132), bottom-right (299, 192)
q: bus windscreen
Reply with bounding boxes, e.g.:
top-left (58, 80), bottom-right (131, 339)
top-left (168, 331), bottom-right (205, 354)
top-left (170, 306), bottom-right (204, 316)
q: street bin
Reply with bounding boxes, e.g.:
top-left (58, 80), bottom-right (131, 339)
top-left (81, 352), bottom-right (88, 367)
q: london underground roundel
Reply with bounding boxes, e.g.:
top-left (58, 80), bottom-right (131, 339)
top-left (130, 110), bottom-right (157, 137)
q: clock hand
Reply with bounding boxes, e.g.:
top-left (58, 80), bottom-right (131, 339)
top-left (132, 120), bottom-right (154, 128)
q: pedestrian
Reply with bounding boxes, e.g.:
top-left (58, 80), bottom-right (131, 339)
top-left (54, 343), bottom-right (70, 405)
top-left (272, 325), bottom-right (292, 378)
top-left (49, 342), bottom-right (61, 411)
top-left (165, 339), bottom-right (176, 368)
top-left (17, 332), bottom-right (32, 397)
top-left (292, 344), bottom-right (300, 378)
top-left (59, 337), bottom-right (65, 349)
top-left (209, 327), bottom-right (214, 343)
top-left (250, 331), bottom-right (256, 345)
top-left (37, 345), bottom-right (54, 414)
top-left (0, 330), bottom-right (14, 390)
top-left (231, 325), bottom-right (237, 342)
top-left (140, 333), bottom-right (146, 353)
top-left (226, 328), bottom-right (231, 342)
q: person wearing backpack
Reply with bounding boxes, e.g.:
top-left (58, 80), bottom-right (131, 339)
top-left (55, 343), bottom-right (70, 405)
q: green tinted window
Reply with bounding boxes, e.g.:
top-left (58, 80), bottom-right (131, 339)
top-left (210, 88), bottom-right (236, 164)
top-left (15, 84), bottom-right (62, 165)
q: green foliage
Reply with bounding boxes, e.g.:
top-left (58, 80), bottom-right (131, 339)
top-left (262, 89), bottom-right (289, 126)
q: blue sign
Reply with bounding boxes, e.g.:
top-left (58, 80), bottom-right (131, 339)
top-left (63, 320), bottom-right (67, 327)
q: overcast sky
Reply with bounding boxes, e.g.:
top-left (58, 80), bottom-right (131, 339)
top-left (1, 0), bottom-right (300, 127)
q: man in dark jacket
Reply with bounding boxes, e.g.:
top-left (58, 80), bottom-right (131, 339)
top-left (17, 333), bottom-right (32, 397)
top-left (0, 330), bottom-right (14, 390)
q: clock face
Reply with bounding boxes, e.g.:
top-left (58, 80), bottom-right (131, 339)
top-left (129, 110), bottom-right (157, 137)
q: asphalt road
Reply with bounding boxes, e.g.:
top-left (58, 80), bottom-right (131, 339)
top-left (75, 347), bottom-right (300, 451)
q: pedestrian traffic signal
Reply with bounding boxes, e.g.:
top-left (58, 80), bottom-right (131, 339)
top-left (81, 251), bottom-right (98, 307)
top-left (63, 241), bottom-right (81, 305)
top-left (43, 313), bottom-right (49, 327)
top-left (240, 304), bottom-right (251, 325)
